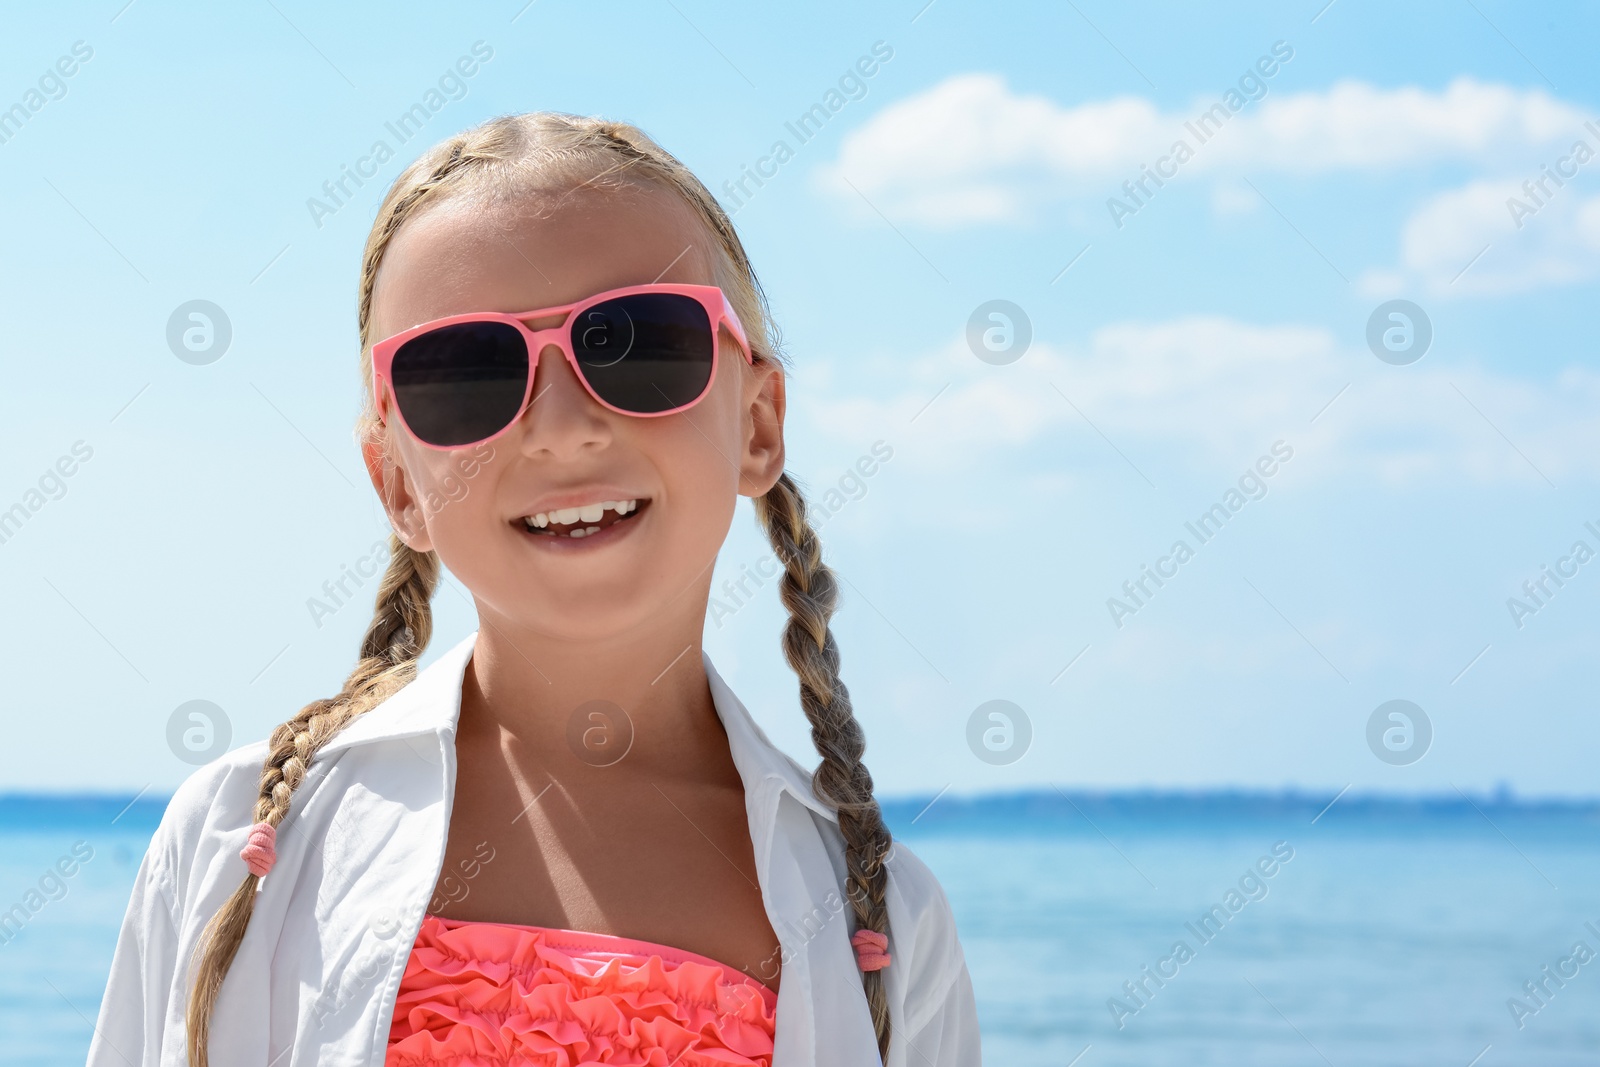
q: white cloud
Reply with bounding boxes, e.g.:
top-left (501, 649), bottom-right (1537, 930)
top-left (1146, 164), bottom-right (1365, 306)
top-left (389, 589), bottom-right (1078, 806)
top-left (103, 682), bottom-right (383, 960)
top-left (801, 316), bottom-right (1600, 488)
top-left (811, 73), bottom-right (1167, 225)
top-left (1205, 79), bottom-right (1585, 171)
top-left (1359, 178), bottom-right (1600, 297)
top-left (815, 74), bottom-right (1594, 227)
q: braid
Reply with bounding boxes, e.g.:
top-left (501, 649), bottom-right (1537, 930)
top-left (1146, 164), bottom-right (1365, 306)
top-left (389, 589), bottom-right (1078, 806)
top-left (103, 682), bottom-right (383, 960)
top-left (755, 472), bottom-right (894, 1061)
top-left (185, 535), bottom-right (437, 1067)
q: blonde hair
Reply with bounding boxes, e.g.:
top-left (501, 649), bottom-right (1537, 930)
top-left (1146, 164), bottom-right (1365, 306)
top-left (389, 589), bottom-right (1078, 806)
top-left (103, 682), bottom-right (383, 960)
top-left (185, 112), bottom-right (895, 1064)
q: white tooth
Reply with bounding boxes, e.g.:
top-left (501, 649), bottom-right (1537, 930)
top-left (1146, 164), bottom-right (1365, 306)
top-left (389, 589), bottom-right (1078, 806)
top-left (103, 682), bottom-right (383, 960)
top-left (568, 527), bottom-right (587, 538)
top-left (538, 500), bottom-right (637, 526)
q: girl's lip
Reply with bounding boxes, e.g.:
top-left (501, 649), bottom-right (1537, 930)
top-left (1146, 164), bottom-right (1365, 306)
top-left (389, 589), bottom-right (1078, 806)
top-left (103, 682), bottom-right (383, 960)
top-left (511, 499), bottom-right (649, 552)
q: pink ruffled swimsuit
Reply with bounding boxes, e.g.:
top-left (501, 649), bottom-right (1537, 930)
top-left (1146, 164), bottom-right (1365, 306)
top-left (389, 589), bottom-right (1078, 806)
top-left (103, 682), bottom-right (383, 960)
top-left (386, 913), bottom-right (778, 1066)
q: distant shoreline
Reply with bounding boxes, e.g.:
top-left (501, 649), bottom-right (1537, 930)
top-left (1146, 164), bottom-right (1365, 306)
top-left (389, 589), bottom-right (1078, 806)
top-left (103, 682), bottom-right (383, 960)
top-left (5, 787), bottom-right (1598, 834)
top-left (876, 787), bottom-right (1600, 833)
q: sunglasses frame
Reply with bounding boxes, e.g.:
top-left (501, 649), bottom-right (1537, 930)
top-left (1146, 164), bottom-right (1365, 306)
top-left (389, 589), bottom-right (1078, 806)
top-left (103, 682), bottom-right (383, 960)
top-left (369, 282), bottom-right (754, 452)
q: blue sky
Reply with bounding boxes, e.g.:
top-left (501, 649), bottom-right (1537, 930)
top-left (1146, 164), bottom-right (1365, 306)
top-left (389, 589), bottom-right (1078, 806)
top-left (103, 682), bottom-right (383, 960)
top-left (1, 0), bottom-right (1596, 798)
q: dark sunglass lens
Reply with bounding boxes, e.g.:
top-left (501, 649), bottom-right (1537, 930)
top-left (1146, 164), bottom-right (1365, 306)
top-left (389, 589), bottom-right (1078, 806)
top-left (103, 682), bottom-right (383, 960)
top-left (390, 321), bottom-right (528, 446)
top-left (570, 294), bottom-right (714, 413)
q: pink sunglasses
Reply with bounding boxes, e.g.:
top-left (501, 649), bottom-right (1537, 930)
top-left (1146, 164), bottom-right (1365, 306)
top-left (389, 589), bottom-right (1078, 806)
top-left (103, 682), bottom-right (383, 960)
top-left (370, 282), bottom-right (753, 451)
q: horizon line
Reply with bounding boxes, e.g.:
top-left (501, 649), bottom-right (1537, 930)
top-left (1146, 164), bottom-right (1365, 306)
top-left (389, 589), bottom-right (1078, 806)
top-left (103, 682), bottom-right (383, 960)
top-left (3, 783), bottom-right (1597, 805)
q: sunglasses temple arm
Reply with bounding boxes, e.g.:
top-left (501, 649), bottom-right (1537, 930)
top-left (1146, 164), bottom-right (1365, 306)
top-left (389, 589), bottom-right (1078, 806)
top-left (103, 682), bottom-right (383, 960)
top-left (370, 366), bottom-right (391, 423)
top-left (720, 293), bottom-right (754, 362)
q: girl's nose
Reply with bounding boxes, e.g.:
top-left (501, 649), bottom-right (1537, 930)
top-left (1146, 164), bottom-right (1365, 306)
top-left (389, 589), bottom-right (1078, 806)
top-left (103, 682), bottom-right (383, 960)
top-left (514, 342), bottom-right (613, 457)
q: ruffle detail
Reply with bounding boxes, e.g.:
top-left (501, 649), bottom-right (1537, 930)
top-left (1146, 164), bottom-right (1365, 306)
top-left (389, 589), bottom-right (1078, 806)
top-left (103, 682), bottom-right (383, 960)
top-left (386, 914), bottom-right (777, 1066)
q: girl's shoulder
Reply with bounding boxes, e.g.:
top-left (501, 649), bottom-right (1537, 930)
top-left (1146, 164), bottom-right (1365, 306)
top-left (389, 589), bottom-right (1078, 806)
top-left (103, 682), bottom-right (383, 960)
top-left (149, 652), bottom-right (463, 902)
top-left (880, 838), bottom-right (970, 1020)
top-left (144, 739), bottom-right (274, 902)
top-left (749, 733), bottom-right (967, 984)
top-left (150, 719), bottom-right (436, 899)
top-left (795, 795), bottom-right (970, 1009)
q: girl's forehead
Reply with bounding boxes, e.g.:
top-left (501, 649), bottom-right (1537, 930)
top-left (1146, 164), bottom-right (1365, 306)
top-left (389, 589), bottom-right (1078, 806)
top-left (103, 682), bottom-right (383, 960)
top-left (368, 184), bottom-right (717, 335)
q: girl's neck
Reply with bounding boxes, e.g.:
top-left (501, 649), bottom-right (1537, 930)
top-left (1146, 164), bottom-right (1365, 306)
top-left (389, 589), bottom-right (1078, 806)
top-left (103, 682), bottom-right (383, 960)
top-left (458, 608), bottom-right (729, 774)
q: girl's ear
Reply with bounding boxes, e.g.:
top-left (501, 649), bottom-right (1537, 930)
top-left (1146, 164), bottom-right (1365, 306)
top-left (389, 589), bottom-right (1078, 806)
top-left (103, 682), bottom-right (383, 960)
top-left (739, 356), bottom-right (786, 499)
top-left (361, 426), bottom-right (435, 552)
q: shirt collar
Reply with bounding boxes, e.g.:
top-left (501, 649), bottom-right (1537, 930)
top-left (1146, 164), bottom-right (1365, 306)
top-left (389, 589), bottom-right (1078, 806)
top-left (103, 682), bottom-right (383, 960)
top-left (701, 646), bottom-right (837, 825)
top-left (319, 630), bottom-right (837, 824)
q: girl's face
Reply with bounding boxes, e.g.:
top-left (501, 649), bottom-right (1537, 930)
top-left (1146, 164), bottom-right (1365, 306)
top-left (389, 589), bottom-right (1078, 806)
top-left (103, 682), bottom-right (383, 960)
top-left (362, 183), bottom-right (786, 642)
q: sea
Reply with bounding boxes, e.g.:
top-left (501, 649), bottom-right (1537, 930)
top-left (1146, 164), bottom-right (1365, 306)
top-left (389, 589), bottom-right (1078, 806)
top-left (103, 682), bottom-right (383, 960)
top-left (3, 789), bottom-right (1598, 1065)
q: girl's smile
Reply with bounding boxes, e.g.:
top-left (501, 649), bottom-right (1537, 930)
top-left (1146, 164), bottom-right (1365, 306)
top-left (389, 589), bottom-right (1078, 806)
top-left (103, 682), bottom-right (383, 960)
top-left (512, 493), bottom-right (652, 548)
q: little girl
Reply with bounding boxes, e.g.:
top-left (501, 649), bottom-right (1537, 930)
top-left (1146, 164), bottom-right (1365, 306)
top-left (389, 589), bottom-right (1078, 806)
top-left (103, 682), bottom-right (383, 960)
top-left (89, 112), bottom-right (980, 1067)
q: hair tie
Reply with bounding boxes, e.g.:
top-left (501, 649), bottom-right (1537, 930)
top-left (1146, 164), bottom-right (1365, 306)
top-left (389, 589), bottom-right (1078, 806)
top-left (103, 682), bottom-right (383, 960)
top-left (851, 929), bottom-right (891, 972)
top-left (240, 821), bottom-right (277, 878)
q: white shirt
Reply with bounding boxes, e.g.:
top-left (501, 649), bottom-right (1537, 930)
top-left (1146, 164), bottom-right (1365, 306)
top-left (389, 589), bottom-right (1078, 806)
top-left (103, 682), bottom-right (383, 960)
top-left (89, 630), bottom-right (983, 1066)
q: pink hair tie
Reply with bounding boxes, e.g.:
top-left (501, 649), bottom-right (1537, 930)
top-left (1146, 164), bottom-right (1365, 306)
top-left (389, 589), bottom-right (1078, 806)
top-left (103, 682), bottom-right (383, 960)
top-left (240, 821), bottom-right (277, 878)
top-left (851, 929), bottom-right (891, 972)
